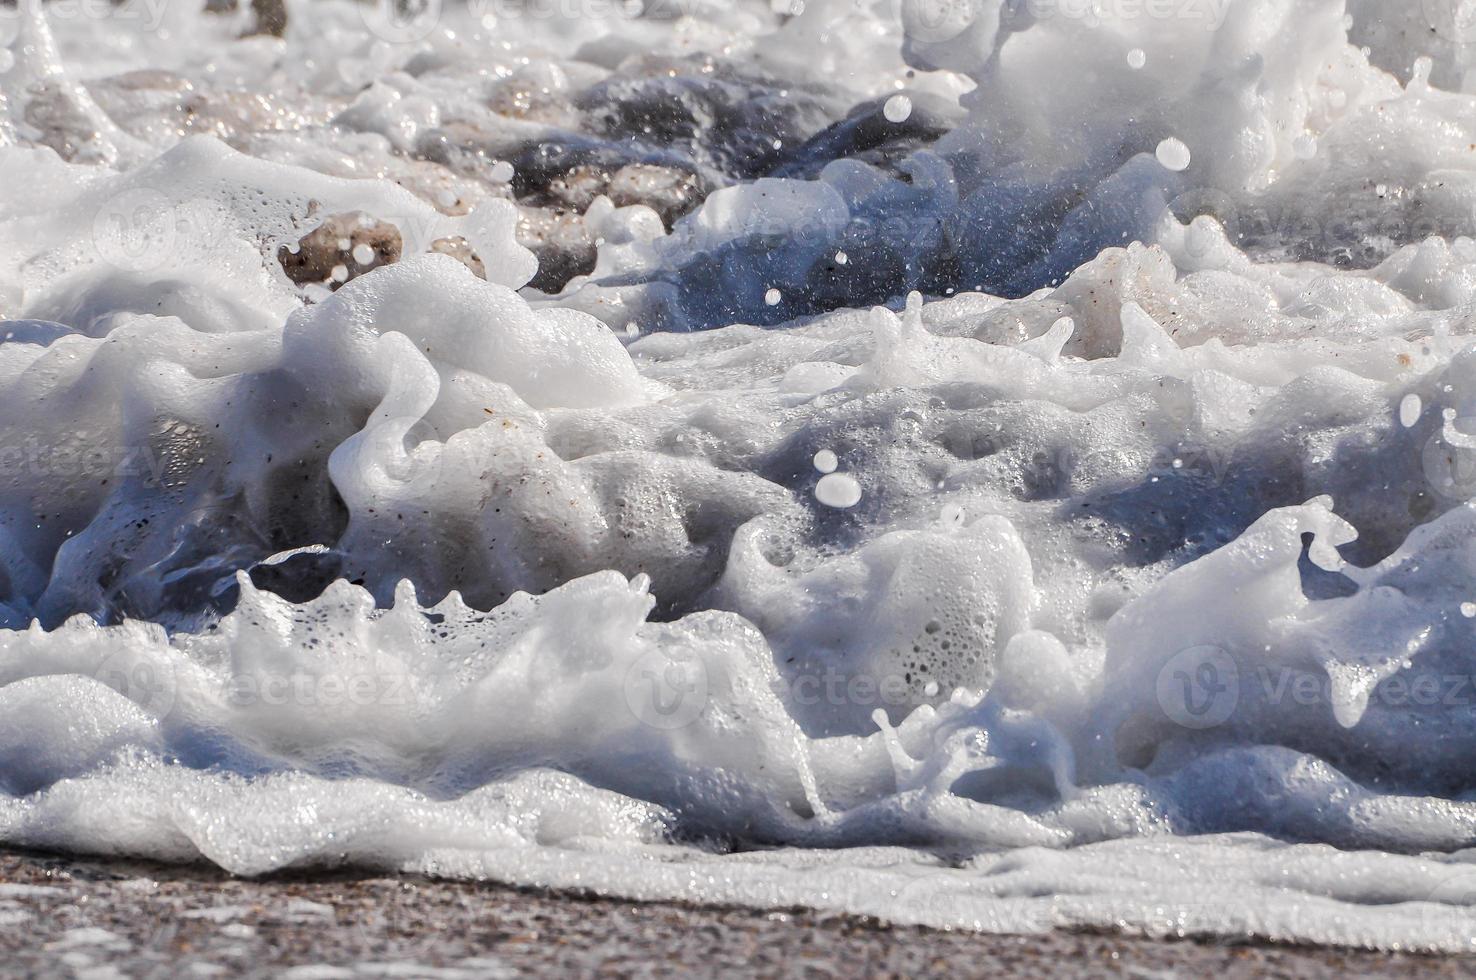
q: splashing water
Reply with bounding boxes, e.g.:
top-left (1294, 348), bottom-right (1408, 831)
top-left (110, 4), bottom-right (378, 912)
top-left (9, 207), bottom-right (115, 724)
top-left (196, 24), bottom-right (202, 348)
top-left (5, 0), bottom-right (1476, 953)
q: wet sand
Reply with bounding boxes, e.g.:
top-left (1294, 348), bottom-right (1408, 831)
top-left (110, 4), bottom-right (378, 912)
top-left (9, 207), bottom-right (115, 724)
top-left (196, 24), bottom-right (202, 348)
top-left (4, 848), bottom-right (1474, 979)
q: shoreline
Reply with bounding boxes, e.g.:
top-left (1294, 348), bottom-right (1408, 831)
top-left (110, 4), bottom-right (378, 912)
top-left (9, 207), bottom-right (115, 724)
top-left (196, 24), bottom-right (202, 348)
top-left (5, 848), bottom-right (1475, 978)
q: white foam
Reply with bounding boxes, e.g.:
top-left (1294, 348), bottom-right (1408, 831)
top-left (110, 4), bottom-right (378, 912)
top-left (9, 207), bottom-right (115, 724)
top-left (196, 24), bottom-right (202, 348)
top-left (1, 0), bottom-right (1476, 955)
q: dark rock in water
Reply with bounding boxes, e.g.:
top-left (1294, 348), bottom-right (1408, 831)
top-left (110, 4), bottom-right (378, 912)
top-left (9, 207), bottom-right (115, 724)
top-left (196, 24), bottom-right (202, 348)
top-left (573, 61), bottom-right (838, 184)
top-left (278, 215), bottom-right (487, 290)
top-left (519, 207), bottom-right (596, 293)
top-left (606, 163), bottom-right (705, 227)
top-left (429, 236), bottom-right (486, 280)
top-left (503, 160), bottom-right (705, 294)
top-left (539, 163), bottom-right (627, 214)
top-left (508, 137), bottom-right (693, 202)
top-left (528, 162), bottom-right (704, 229)
top-left (23, 82), bottom-right (119, 164)
top-left (766, 92), bottom-right (957, 181)
top-left (411, 59), bottom-right (841, 296)
top-left (414, 122), bottom-right (531, 178)
top-left (278, 214), bottom-right (402, 289)
top-left (246, 0), bottom-right (287, 37)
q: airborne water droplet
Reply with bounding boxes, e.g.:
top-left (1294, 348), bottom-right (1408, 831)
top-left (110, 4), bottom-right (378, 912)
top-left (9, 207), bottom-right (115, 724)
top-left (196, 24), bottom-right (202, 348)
top-left (1400, 394), bottom-right (1422, 428)
top-left (815, 473), bottom-right (862, 508)
top-left (1156, 138), bottom-right (1192, 172)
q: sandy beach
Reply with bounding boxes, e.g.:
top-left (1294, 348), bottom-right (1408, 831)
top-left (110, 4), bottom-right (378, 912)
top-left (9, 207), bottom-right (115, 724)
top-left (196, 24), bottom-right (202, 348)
top-left (3, 848), bottom-right (1474, 979)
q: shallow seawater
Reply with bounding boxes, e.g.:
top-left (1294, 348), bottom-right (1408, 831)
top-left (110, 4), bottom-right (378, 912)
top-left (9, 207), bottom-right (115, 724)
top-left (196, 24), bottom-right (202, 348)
top-left (7, 0), bottom-right (1476, 953)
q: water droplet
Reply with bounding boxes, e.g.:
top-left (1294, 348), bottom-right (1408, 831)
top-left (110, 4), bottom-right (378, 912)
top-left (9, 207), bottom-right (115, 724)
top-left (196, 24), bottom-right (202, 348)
top-left (815, 473), bottom-right (862, 509)
top-left (813, 449), bottom-right (838, 474)
top-left (883, 94), bottom-right (912, 123)
top-left (1126, 48), bottom-right (1146, 69)
top-left (1400, 394), bottom-right (1422, 428)
top-left (1156, 138), bottom-right (1192, 172)
top-left (765, 288), bottom-right (782, 306)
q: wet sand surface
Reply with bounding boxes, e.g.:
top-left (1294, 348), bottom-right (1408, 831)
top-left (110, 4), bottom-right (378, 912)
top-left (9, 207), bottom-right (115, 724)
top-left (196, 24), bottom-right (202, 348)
top-left (3, 848), bottom-right (1475, 979)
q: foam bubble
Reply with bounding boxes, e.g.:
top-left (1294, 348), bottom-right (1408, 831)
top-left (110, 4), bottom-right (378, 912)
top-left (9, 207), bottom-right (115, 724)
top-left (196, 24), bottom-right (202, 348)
top-left (815, 473), bottom-right (862, 508)
top-left (6, 0), bottom-right (1476, 953)
top-left (1155, 137), bottom-right (1192, 172)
